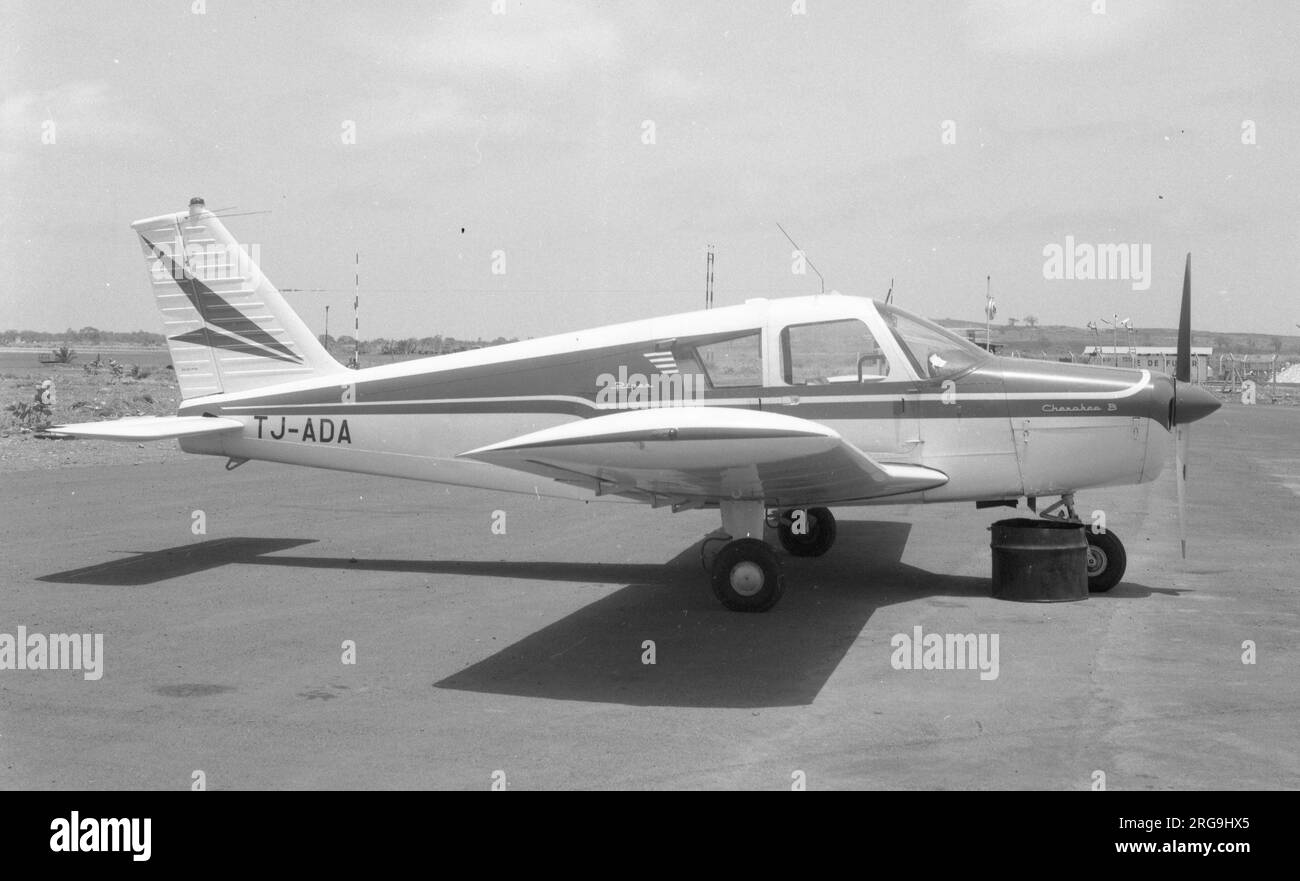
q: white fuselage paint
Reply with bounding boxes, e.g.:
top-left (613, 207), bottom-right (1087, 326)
top-left (179, 295), bottom-right (1171, 508)
top-left (183, 405), bottom-right (1165, 507)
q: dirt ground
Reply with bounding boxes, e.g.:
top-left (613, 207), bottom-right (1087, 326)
top-left (0, 361), bottom-right (186, 472)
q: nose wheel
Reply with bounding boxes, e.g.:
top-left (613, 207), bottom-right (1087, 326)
top-left (1037, 493), bottom-right (1127, 592)
top-left (1083, 529), bottom-right (1126, 593)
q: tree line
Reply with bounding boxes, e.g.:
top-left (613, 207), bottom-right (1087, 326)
top-left (1, 328), bottom-right (517, 354)
top-left (1, 327), bottom-right (165, 346)
top-left (318, 334), bottom-right (517, 356)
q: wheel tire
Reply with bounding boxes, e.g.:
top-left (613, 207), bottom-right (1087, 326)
top-left (710, 539), bottom-right (784, 612)
top-left (1084, 529), bottom-right (1126, 592)
top-left (777, 507), bottom-right (837, 557)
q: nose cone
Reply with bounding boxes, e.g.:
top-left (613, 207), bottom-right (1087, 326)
top-left (1175, 381), bottom-right (1221, 425)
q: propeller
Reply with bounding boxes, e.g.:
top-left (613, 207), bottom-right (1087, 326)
top-left (1175, 254), bottom-right (1190, 557)
top-left (1162, 255), bottom-right (1221, 557)
top-left (1167, 253), bottom-right (1223, 557)
top-left (1175, 422), bottom-right (1188, 557)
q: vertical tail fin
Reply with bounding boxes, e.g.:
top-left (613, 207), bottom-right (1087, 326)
top-left (133, 198), bottom-right (344, 399)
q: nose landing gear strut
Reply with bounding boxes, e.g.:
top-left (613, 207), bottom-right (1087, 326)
top-left (1033, 492), bottom-right (1126, 592)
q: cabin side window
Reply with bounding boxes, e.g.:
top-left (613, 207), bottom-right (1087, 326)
top-left (780, 319), bottom-right (891, 385)
top-left (695, 332), bottom-right (763, 387)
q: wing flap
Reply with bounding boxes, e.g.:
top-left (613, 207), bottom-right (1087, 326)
top-left (46, 415), bottom-right (244, 441)
top-left (459, 408), bottom-right (947, 505)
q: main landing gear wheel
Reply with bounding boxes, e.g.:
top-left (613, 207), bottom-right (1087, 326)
top-left (711, 539), bottom-right (785, 612)
top-left (777, 507), bottom-right (837, 557)
top-left (1084, 529), bottom-right (1127, 593)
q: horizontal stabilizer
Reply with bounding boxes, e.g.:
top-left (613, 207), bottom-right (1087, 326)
top-left (47, 415), bottom-right (244, 442)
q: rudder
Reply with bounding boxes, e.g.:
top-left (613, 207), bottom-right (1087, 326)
top-left (133, 197), bottom-right (344, 398)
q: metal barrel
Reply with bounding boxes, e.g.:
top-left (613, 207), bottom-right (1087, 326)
top-left (989, 518), bottom-right (1088, 602)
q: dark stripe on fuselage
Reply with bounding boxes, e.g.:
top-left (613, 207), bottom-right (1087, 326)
top-left (213, 395), bottom-right (1151, 421)
top-left (189, 339), bottom-right (1159, 424)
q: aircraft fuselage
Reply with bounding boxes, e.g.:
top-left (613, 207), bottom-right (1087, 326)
top-left (174, 294), bottom-right (1189, 507)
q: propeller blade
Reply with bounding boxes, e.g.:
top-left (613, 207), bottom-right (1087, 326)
top-left (1176, 253), bottom-right (1191, 383)
top-left (1175, 425), bottom-right (1188, 558)
top-left (1172, 252), bottom-right (1196, 558)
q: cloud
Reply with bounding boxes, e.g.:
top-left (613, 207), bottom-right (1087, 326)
top-left (345, 83), bottom-right (536, 148)
top-left (640, 66), bottom-right (711, 104)
top-left (0, 79), bottom-right (161, 148)
top-left (352, 1), bottom-right (622, 82)
top-left (322, 3), bottom-right (627, 149)
top-left (1, 80), bottom-right (104, 136)
top-left (962, 0), bottom-right (1164, 59)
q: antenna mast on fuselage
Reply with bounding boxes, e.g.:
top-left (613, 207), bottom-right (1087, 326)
top-left (776, 223), bottom-right (825, 295)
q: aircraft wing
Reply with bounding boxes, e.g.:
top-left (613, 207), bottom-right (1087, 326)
top-left (46, 415), bottom-right (244, 441)
top-left (458, 407), bottom-right (947, 507)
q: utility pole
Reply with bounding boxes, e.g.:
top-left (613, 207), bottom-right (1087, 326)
top-left (1101, 315), bottom-right (1119, 367)
top-left (984, 275), bottom-right (995, 350)
top-left (351, 252), bottom-right (360, 369)
top-left (324, 305), bottom-right (330, 353)
top-left (705, 244), bottom-right (715, 309)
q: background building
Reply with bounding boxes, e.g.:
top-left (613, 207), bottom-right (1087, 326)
top-left (1083, 346), bottom-right (1213, 382)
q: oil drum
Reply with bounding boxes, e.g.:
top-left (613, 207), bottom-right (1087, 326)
top-left (989, 518), bottom-right (1088, 602)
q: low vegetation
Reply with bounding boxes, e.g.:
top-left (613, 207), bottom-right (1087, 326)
top-left (80, 355), bottom-right (134, 382)
top-left (48, 345), bottom-right (77, 364)
top-left (0, 367), bottom-right (178, 436)
top-left (3, 399), bottom-right (52, 431)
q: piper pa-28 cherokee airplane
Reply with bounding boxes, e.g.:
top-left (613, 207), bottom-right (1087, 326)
top-left (53, 198), bottom-right (1221, 611)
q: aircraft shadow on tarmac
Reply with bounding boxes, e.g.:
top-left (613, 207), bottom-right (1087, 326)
top-left (426, 523), bottom-right (1155, 708)
top-left (433, 520), bottom-right (936, 708)
top-left (38, 523), bottom-right (1163, 708)
top-left (37, 537), bottom-right (320, 586)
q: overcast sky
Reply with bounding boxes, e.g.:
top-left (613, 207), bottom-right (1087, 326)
top-left (2, 0), bottom-right (1297, 340)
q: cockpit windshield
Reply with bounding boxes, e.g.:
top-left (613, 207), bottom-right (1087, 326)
top-left (876, 302), bottom-right (989, 380)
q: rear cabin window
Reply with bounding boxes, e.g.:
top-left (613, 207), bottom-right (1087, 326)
top-left (696, 332), bottom-right (763, 387)
top-left (781, 319), bottom-right (891, 384)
